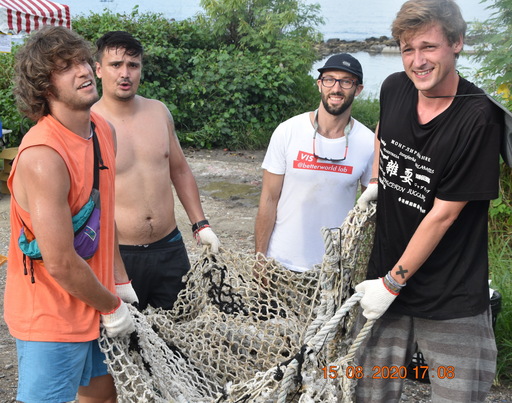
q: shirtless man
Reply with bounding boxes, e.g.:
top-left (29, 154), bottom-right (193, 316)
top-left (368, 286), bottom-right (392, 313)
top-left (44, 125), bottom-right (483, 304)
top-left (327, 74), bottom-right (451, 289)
top-left (93, 31), bottom-right (220, 310)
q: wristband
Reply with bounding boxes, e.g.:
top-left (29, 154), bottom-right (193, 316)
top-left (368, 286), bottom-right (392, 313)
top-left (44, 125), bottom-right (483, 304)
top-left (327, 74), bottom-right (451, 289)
top-left (386, 271), bottom-right (406, 288)
top-left (382, 277), bottom-right (400, 296)
top-left (369, 177), bottom-right (378, 184)
top-left (193, 225), bottom-right (211, 243)
top-left (384, 271), bottom-right (406, 294)
top-left (192, 219), bottom-right (210, 233)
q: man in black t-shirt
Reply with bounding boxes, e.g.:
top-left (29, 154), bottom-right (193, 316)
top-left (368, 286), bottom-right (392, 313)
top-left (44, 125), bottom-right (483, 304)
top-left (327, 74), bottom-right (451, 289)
top-left (354, 1), bottom-right (502, 402)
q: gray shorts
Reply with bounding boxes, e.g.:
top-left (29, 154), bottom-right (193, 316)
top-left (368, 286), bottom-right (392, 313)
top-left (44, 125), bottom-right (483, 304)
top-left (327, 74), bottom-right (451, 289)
top-left (354, 308), bottom-right (497, 403)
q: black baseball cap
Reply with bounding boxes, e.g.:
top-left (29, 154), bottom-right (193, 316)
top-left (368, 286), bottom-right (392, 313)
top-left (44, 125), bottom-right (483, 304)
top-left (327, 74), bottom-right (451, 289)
top-left (317, 53), bottom-right (363, 84)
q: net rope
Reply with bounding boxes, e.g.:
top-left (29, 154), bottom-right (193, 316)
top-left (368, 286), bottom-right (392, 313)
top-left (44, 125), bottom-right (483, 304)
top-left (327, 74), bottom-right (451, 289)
top-left (99, 203), bottom-right (376, 402)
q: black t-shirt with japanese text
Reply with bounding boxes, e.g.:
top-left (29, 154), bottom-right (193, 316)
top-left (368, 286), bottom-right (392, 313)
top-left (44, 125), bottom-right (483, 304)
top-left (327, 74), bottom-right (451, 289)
top-left (367, 72), bottom-right (502, 320)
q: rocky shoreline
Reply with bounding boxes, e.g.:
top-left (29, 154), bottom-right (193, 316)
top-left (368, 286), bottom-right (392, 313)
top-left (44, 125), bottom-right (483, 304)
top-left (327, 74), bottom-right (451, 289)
top-left (315, 35), bottom-right (478, 58)
top-left (315, 36), bottom-right (400, 58)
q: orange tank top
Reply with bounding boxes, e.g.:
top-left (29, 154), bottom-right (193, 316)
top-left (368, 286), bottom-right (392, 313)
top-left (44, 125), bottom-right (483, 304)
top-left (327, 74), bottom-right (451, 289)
top-left (4, 112), bottom-right (116, 342)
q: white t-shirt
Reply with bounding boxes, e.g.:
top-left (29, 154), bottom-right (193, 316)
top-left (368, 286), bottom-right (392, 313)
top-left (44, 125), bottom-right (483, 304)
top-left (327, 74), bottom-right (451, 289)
top-left (262, 112), bottom-right (374, 272)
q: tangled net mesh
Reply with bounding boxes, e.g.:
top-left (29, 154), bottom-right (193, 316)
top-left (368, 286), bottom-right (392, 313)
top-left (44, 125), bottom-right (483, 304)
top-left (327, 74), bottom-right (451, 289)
top-left (99, 203), bottom-right (376, 402)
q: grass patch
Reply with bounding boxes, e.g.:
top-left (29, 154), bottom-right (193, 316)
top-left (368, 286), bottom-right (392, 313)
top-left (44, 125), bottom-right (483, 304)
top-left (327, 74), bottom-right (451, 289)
top-left (489, 163), bottom-right (512, 384)
top-left (490, 229), bottom-right (512, 384)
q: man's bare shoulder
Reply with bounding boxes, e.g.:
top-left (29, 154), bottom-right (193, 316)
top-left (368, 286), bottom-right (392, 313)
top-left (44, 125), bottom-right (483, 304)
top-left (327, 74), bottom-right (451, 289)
top-left (137, 96), bottom-right (170, 115)
top-left (93, 95), bottom-right (168, 112)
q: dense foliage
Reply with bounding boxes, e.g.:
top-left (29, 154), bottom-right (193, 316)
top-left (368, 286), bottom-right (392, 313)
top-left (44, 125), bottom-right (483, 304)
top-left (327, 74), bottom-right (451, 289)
top-left (0, 2), bottom-right (325, 149)
top-left (72, 1), bottom-right (323, 149)
top-left (469, 0), bottom-right (512, 384)
top-left (0, 48), bottom-right (29, 148)
top-left (470, 0), bottom-right (512, 109)
top-left (0, 1), bottom-right (384, 149)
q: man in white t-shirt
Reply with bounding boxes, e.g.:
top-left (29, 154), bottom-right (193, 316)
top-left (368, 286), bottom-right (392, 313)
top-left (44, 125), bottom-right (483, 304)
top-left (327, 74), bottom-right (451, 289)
top-left (254, 53), bottom-right (374, 272)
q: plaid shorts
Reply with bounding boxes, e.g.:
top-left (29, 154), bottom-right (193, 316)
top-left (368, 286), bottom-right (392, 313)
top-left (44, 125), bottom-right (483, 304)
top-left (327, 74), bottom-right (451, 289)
top-left (354, 308), bottom-right (497, 403)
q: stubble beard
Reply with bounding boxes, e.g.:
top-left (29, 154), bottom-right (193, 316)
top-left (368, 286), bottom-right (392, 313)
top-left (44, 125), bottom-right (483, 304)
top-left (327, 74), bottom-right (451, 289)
top-left (321, 91), bottom-right (355, 116)
top-left (115, 91), bottom-right (136, 103)
top-left (63, 92), bottom-right (99, 112)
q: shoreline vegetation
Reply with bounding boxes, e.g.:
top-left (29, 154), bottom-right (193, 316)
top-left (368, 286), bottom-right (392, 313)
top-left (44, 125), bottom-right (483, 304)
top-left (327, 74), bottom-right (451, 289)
top-left (316, 35), bottom-right (479, 57)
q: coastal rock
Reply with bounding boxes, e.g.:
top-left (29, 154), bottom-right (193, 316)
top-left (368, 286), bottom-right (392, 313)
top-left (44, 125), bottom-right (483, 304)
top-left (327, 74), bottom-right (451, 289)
top-left (314, 35), bottom-right (478, 58)
top-left (314, 36), bottom-right (399, 57)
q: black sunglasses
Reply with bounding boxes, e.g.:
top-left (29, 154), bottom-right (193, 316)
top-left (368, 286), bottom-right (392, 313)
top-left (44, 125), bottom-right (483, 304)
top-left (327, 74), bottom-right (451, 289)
top-left (312, 109), bottom-right (352, 162)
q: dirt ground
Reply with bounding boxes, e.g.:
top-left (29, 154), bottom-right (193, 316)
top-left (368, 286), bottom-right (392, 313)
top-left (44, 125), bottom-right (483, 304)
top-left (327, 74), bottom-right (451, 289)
top-left (0, 148), bottom-right (510, 402)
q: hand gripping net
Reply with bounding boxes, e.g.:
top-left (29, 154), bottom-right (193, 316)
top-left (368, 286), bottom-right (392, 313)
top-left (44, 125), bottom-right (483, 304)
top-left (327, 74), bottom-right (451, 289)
top-left (99, 203), bottom-right (376, 402)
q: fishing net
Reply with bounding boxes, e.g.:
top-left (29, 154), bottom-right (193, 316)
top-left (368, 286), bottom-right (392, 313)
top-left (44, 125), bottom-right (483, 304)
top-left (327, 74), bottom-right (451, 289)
top-left (99, 203), bottom-right (376, 402)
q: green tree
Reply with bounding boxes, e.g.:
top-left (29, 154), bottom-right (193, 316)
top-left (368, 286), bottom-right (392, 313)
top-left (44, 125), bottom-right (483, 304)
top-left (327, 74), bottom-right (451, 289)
top-left (469, 0), bottom-right (512, 232)
top-left (0, 48), bottom-right (32, 147)
top-left (1, 2), bottom-right (325, 149)
top-left (470, 0), bottom-right (512, 385)
top-left (469, 0), bottom-right (512, 107)
top-left (186, 0), bottom-right (324, 147)
top-left (198, 0), bottom-right (323, 50)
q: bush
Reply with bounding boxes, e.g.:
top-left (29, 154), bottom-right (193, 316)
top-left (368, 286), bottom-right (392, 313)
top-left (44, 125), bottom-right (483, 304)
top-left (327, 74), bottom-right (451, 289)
top-left (489, 162), bottom-right (512, 384)
top-left (0, 2), bottom-right (324, 150)
top-left (170, 45), bottom-right (319, 149)
top-left (72, 2), bottom-right (323, 149)
top-left (0, 50), bottom-right (32, 147)
top-left (469, 0), bottom-right (512, 384)
top-left (351, 97), bottom-right (379, 132)
top-left (469, 0), bottom-right (512, 109)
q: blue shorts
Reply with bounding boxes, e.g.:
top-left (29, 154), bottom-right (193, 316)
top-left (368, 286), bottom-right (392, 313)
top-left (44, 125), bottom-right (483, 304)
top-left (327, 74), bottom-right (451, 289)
top-left (16, 338), bottom-right (109, 403)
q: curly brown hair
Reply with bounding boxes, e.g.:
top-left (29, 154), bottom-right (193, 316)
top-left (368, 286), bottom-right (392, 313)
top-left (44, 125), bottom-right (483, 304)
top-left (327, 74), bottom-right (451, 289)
top-left (392, 0), bottom-right (466, 47)
top-left (14, 25), bottom-right (95, 122)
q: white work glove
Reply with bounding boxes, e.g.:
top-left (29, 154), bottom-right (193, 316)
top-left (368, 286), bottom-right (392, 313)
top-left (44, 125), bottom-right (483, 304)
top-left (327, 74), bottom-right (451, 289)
top-left (355, 278), bottom-right (398, 321)
top-left (357, 182), bottom-right (378, 210)
top-left (196, 226), bottom-right (220, 253)
top-left (100, 298), bottom-right (135, 337)
top-left (115, 280), bottom-right (139, 304)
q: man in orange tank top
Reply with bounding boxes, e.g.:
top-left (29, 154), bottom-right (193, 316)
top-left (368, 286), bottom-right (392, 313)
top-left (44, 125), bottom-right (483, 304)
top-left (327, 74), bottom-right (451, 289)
top-left (4, 26), bottom-right (135, 403)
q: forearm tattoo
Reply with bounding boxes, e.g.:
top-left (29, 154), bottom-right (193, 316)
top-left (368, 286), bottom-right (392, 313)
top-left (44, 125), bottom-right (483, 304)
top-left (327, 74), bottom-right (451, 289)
top-left (395, 265), bottom-right (408, 280)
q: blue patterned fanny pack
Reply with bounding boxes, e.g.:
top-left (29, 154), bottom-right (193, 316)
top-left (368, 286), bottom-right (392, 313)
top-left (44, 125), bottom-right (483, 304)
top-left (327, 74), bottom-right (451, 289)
top-left (18, 123), bottom-right (108, 283)
top-left (18, 187), bottom-right (101, 260)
